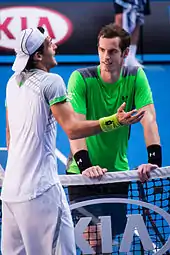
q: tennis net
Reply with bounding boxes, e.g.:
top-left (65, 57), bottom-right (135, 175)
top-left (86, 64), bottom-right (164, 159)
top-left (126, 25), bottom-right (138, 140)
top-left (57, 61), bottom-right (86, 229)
top-left (61, 167), bottom-right (170, 255)
top-left (0, 166), bottom-right (169, 254)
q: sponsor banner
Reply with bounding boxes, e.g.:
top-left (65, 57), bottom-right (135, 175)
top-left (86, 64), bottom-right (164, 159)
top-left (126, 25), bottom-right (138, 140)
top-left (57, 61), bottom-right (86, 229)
top-left (0, 2), bottom-right (169, 56)
top-left (71, 198), bottom-right (170, 254)
top-left (0, 5), bottom-right (73, 54)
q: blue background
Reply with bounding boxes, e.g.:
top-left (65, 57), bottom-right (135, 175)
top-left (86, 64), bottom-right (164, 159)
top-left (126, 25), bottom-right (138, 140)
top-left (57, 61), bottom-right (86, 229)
top-left (0, 64), bottom-right (169, 173)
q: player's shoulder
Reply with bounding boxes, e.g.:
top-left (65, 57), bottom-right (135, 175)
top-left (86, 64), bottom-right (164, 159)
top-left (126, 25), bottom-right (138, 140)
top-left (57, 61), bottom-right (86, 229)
top-left (72, 65), bottom-right (98, 79)
top-left (43, 72), bottom-right (64, 84)
top-left (6, 73), bottom-right (18, 89)
top-left (7, 73), bottom-right (17, 83)
top-left (122, 66), bottom-right (140, 77)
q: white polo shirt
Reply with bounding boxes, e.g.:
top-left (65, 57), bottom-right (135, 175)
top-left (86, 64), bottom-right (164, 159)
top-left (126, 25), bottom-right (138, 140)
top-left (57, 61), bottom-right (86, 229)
top-left (1, 69), bottom-right (67, 202)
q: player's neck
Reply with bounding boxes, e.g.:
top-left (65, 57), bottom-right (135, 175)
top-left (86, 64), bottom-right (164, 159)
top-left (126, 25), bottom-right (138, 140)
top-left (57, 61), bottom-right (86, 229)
top-left (35, 63), bottom-right (50, 73)
top-left (100, 69), bottom-right (121, 84)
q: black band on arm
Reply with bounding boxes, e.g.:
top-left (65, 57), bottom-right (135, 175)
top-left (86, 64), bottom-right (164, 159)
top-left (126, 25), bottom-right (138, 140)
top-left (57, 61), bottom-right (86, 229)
top-left (147, 144), bottom-right (162, 167)
top-left (74, 150), bottom-right (92, 173)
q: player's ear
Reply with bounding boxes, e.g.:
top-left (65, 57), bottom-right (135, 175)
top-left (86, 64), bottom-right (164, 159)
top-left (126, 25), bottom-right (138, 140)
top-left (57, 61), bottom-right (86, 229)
top-left (33, 51), bottom-right (43, 62)
top-left (123, 47), bottom-right (129, 58)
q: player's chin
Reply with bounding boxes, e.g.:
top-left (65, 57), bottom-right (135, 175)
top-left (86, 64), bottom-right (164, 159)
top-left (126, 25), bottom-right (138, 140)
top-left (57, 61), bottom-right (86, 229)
top-left (51, 58), bottom-right (57, 67)
top-left (104, 65), bottom-right (114, 72)
top-left (109, 65), bottom-right (118, 71)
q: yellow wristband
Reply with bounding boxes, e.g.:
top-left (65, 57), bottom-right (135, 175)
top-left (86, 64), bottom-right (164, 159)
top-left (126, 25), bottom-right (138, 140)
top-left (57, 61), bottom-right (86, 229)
top-left (99, 114), bottom-right (122, 132)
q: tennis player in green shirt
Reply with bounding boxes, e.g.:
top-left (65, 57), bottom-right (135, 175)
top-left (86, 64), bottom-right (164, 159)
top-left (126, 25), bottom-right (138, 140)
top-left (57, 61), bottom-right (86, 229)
top-left (66, 23), bottom-right (161, 253)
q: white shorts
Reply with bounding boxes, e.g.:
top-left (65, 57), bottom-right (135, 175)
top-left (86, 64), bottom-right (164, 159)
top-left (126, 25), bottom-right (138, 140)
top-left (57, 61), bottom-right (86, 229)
top-left (1, 184), bottom-right (76, 255)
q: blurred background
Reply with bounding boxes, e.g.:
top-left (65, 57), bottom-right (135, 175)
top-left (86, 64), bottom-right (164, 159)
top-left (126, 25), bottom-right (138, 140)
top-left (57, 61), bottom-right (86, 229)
top-left (0, 0), bottom-right (170, 174)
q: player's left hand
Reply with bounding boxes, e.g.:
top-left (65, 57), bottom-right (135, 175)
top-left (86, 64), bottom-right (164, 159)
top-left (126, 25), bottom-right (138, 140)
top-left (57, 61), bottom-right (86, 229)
top-left (82, 166), bottom-right (107, 178)
top-left (137, 163), bottom-right (158, 183)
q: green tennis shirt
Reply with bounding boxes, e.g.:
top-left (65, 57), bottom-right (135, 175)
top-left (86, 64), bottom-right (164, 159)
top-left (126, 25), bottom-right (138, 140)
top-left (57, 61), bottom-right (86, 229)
top-left (67, 66), bottom-right (153, 173)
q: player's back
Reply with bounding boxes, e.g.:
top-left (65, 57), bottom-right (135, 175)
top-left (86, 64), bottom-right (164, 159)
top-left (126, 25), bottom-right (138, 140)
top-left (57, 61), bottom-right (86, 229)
top-left (2, 70), bottom-right (59, 202)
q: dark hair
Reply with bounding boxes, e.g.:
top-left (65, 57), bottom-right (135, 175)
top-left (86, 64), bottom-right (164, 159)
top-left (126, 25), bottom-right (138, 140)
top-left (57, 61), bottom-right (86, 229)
top-left (25, 27), bottom-right (45, 71)
top-left (97, 23), bottom-right (131, 53)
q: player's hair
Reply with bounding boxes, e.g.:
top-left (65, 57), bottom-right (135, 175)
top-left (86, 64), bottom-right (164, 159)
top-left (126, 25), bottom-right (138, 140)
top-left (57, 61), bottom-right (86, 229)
top-left (25, 27), bottom-right (45, 71)
top-left (97, 23), bottom-right (131, 53)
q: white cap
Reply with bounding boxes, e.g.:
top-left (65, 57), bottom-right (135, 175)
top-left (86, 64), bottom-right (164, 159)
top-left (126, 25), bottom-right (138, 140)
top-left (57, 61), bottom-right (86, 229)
top-left (12, 28), bottom-right (47, 73)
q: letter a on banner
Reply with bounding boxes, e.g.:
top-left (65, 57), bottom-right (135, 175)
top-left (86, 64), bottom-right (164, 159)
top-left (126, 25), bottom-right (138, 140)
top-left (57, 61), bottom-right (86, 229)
top-left (38, 17), bottom-right (55, 38)
top-left (120, 214), bottom-right (154, 252)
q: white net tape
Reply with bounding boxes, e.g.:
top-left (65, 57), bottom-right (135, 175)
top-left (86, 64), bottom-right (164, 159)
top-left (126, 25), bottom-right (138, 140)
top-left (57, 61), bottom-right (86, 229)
top-left (0, 164), bottom-right (169, 187)
top-left (59, 167), bottom-right (170, 186)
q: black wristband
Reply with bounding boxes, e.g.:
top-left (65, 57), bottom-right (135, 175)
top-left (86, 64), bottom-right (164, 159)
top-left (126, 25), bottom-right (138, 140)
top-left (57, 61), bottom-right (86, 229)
top-left (74, 150), bottom-right (92, 173)
top-left (147, 144), bottom-right (162, 167)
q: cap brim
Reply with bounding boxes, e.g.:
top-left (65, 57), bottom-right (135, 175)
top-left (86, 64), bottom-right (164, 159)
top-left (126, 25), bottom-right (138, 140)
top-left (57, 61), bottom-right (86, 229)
top-left (12, 53), bottom-right (29, 73)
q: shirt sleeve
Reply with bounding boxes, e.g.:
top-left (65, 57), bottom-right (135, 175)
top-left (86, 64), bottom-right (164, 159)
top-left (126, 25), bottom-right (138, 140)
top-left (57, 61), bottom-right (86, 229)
top-left (67, 70), bottom-right (87, 115)
top-left (43, 74), bottom-right (68, 106)
top-left (134, 67), bottom-right (154, 110)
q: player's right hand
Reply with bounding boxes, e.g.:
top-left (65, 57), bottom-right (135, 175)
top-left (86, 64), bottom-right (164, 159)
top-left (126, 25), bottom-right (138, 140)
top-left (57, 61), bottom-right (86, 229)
top-left (82, 166), bottom-right (107, 178)
top-left (137, 163), bottom-right (158, 183)
top-left (117, 102), bottom-right (145, 125)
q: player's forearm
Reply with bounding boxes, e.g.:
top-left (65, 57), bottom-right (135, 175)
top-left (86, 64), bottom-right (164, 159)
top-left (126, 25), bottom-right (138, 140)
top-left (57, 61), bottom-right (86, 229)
top-left (140, 106), bottom-right (160, 146)
top-left (143, 121), bottom-right (160, 147)
top-left (142, 119), bottom-right (162, 167)
top-left (69, 113), bottom-right (89, 152)
top-left (70, 139), bottom-right (92, 172)
top-left (69, 114), bottom-right (92, 171)
top-left (70, 138), bottom-right (88, 154)
top-left (67, 120), bottom-right (101, 140)
top-left (67, 108), bottom-right (125, 139)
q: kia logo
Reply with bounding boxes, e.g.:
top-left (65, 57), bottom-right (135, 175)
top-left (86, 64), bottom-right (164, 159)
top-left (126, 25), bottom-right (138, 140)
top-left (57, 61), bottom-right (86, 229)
top-left (70, 198), bottom-right (170, 254)
top-left (0, 6), bottom-right (73, 50)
